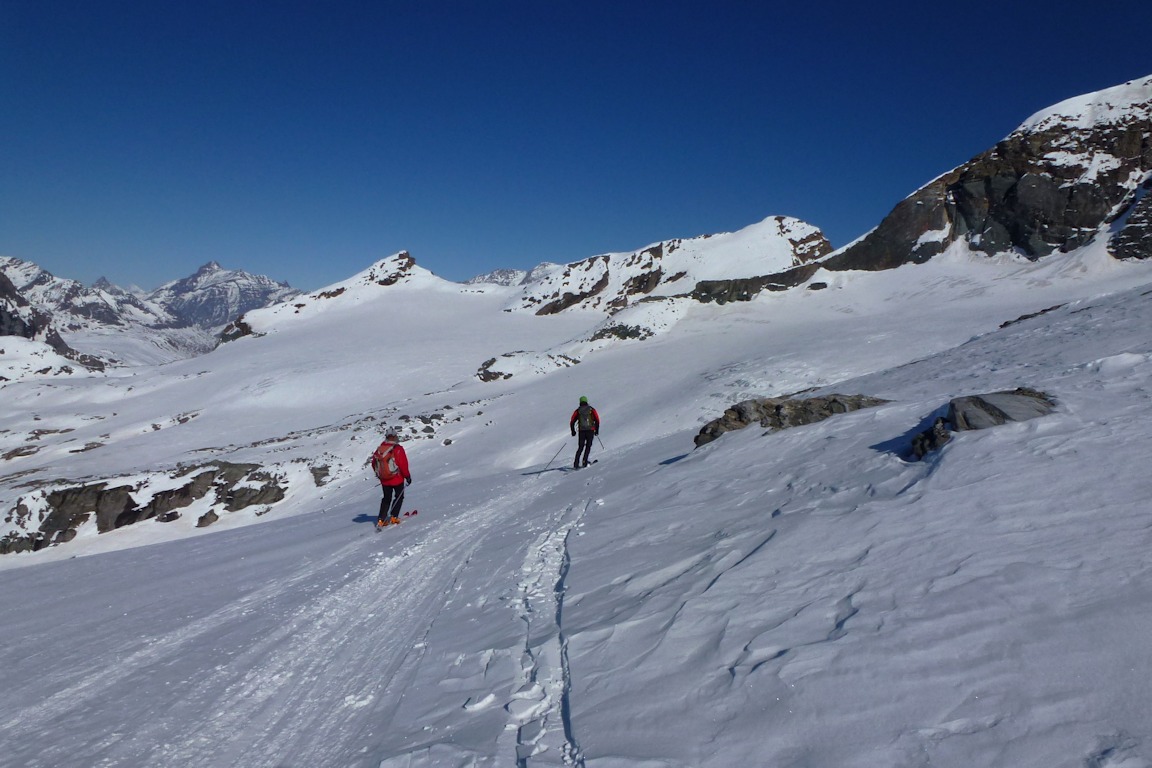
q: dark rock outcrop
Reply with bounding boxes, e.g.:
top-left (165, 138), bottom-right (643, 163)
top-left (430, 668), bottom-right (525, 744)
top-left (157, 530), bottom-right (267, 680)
top-left (0, 462), bottom-right (289, 554)
top-left (477, 355), bottom-right (517, 382)
top-left (910, 417), bottom-right (952, 459)
top-left (115, 470), bottom-right (218, 528)
top-left (695, 394), bottom-right (890, 447)
top-left (219, 315), bottom-right (256, 343)
top-left (1110, 178), bottom-right (1152, 260)
top-left (693, 77), bottom-right (1152, 304)
top-left (910, 387), bottom-right (1056, 459)
top-left (947, 387), bottom-right (1056, 431)
top-left (693, 263), bottom-right (821, 305)
top-left (0, 270), bottom-right (101, 368)
top-left (830, 80), bottom-right (1152, 272)
top-left (356, 251), bottom-right (417, 287)
top-left (535, 258), bottom-right (612, 316)
top-left (44, 483), bottom-right (135, 538)
top-left (224, 471), bottom-right (286, 511)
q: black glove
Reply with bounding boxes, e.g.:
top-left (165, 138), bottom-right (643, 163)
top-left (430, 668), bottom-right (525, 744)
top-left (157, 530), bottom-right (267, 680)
top-left (571, 429), bottom-right (576, 437)
top-left (405, 477), bottom-right (412, 486)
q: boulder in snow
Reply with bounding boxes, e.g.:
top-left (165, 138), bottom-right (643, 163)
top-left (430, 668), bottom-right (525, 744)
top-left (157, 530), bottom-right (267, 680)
top-left (695, 394), bottom-right (890, 447)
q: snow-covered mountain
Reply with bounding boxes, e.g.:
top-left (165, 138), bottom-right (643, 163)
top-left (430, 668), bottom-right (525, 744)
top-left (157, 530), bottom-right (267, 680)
top-left (689, 74), bottom-right (1152, 304)
top-left (0, 257), bottom-right (301, 366)
top-left (510, 215), bottom-right (830, 315)
top-left (0, 267), bottom-right (106, 376)
top-left (466, 267), bottom-right (530, 287)
top-left (3, 75), bottom-right (1152, 767)
top-left (1, 256), bottom-right (177, 331)
top-left (147, 260), bottom-right (301, 328)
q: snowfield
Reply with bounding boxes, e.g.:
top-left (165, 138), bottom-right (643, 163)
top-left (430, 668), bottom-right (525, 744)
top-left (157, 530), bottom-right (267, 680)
top-left (3, 239), bottom-right (1152, 767)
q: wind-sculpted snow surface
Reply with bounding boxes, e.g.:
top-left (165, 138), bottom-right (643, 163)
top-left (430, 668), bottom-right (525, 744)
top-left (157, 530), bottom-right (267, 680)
top-left (4, 233), bottom-right (1152, 765)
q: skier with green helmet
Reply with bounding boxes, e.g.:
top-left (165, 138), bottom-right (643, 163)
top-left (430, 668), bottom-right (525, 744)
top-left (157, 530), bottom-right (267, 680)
top-left (569, 396), bottom-right (601, 469)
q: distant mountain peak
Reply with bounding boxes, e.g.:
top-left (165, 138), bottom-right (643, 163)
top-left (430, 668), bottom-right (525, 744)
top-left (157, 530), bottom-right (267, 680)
top-left (320, 251), bottom-right (448, 293)
top-left (466, 268), bottom-right (529, 287)
top-left (149, 262), bottom-right (301, 329)
top-left (0, 256), bottom-right (302, 368)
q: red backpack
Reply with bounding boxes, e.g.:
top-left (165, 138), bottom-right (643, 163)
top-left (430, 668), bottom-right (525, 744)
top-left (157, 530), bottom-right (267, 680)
top-left (372, 444), bottom-right (400, 482)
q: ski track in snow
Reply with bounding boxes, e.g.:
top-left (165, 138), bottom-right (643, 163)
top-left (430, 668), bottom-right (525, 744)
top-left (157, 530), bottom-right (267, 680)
top-left (495, 500), bottom-right (588, 767)
top-left (0, 469), bottom-right (605, 768)
top-left (0, 507), bottom-right (492, 767)
top-left (7, 249), bottom-right (1152, 766)
top-left (373, 487), bottom-right (596, 768)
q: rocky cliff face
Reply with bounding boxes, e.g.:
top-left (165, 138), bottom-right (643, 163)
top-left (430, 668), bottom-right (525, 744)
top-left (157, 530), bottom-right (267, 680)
top-left (0, 271), bottom-right (39, 339)
top-left (828, 75), bottom-right (1152, 272)
top-left (0, 269), bottom-right (101, 368)
top-left (693, 75), bottom-right (1152, 304)
top-left (838, 74), bottom-right (1152, 267)
top-left (1110, 178), bottom-right (1152, 260)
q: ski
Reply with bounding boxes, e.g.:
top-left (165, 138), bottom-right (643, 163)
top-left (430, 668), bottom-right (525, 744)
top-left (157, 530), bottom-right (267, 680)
top-left (375, 510), bottom-right (418, 531)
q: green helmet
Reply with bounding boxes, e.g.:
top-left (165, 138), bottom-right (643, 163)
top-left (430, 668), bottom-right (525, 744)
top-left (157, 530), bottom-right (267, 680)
top-left (579, 396), bottom-right (588, 404)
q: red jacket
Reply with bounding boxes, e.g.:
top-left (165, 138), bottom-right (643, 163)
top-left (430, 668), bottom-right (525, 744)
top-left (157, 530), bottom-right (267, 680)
top-left (371, 439), bottom-right (411, 487)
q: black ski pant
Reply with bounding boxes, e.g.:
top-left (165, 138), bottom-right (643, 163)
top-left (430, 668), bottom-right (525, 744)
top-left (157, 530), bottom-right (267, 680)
top-left (378, 484), bottom-right (405, 521)
top-left (575, 430), bottom-right (595, 467)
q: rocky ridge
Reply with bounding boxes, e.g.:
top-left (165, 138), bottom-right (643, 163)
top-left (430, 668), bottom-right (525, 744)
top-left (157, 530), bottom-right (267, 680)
top-left (466, 268), bottom-right (529, 287)
top-left (695, 75), bottom-right (1152, 304)
top-left (0, 268), bottom-right (103, 372)
top-left (508, 215), bottom-right (831, 316)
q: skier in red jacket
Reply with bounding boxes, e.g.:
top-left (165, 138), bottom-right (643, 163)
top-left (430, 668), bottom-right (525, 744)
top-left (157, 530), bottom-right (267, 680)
top-left (370, 430), bottom-right (412, 527)
top-left (569, 396), bottom-right (601, 469)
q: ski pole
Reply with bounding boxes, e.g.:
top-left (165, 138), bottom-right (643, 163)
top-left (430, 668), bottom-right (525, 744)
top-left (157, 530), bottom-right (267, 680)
top-left (542, 441), bottom-right (567, 473)
top-left (596, 433), bottom-right (606, 450)
top-left (388, 491), bottom-right (405, 518)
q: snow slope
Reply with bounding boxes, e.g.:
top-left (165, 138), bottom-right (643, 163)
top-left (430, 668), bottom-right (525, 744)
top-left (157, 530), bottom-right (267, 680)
top-left (1020, 73), bottom-right (1152, 132)
top-left (2, 240), bottom-right (1152, 766)
top-left (504, 215), bottom-right (827, 315)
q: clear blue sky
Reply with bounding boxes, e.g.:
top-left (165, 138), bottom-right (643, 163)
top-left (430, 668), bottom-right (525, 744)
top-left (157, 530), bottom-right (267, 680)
top-left (3, 1), bottom-right (1151, 291)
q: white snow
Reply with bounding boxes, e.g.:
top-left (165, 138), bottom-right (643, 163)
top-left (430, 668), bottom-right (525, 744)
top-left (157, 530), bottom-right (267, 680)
top-left (1018, 74), bottom-right (1152, 133)
top-left (3, 232), bottom-right (1152, 767)
top-left (0, 336), bottom-right (82, 381)
top-left (504, 215), bottom-right (821, 316)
